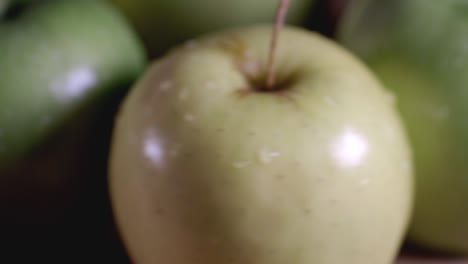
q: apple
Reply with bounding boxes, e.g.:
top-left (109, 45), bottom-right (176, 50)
top-left (0, 0), bottom-right (145, 170)
top-left (110, 0), bottom-right (315, 57)
top-left (109, 24), bottom-right (413, 263)
top-left (0, 0), bottom-right (145, 261)
top-left (338, 0), bottom-right (468, 254)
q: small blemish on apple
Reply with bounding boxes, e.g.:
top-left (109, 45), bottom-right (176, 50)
top-left (205, 80), bottom-right (217, 90)
top-left (234, 88), bottom-right (252, 98)
top-left (240, 60), bottom-right (260, 76)
top-left (185, 40), bottom-right (198, 50)
top-left (178, 88), bottom-right (189, 100)
top-left (169, 143), bottom-right (182, 158)
top-left (218, 34), bottom-right (246, 59)
top-left (360, 178), bottom-right (370, 185)
top-left (159, 80), bottom-right (172, 92)
top-left (323, 96), bottom-right (337, 106)
top-left (258, 147), bottom-right (281, 164)
top-left (434, 105), bottom-right (450, 120)
top-left (232, 161), bottom-right (252, 169)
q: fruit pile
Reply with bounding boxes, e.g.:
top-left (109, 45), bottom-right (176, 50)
top-left (0, 0), bottom-right (466, 263)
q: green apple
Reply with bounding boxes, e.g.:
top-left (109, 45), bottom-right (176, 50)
top-left (109, 25), bottom-right (413, 264)
top-left (338, 0), bottom-right (468, 254)
top-left (110, 0), bottom-right (314, 57)
top-left (0, 0), bottom-right (145, 170)
top-left (0, 0), bottom-right (145, 261)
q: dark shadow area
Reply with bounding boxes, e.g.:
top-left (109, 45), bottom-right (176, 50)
top-left (305, 0), bottom-right (349, 38)
top-left (399, 241), bottom-right (468, 261)
top-left (0, 84), bottom-right (132, 263)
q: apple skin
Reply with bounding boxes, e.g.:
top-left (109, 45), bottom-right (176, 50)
top-left (109, 25), bottom-right (413, 264)
top-left (0, 0), bottom-right (145, 261)
top-left (0, 0), bottom-right (145, 170)
top-left (338, 0), bottom-right (468, 254)
top-left (110, 0), bottom-right (314, 57)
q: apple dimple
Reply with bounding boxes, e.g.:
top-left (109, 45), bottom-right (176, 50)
top-left (244, 72), bottom-right (298, 93)
top-left (216, 34), bottom-right (298, 94)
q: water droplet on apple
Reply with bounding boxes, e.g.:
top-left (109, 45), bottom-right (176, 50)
top-left (159, 80), bottom-right (172, 92)
top-left (258, 147), bottom-right (281, 164)
top-left (323, 96), bottom-right (337, 106)
top-left (232, 161), bottom-right (251, 169)
top-left (360, 178), bottom-right (370, 185)
top-left (184, 113), bottom-right (196, 122)
top-left (276, 174), bottom-right (285, 180)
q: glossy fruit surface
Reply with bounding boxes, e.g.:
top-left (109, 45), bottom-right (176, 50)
top-left (339, 0), bottom-right (468, 253)
top-left (110, 25), bottom-right (413, 264)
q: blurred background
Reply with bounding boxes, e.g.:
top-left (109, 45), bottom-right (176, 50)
top-left (1, 0), bottom-right (467, 263)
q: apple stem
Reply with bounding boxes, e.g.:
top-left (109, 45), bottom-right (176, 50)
top-left (266, 0), bottom-right (291, 90)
